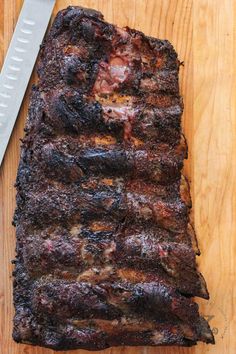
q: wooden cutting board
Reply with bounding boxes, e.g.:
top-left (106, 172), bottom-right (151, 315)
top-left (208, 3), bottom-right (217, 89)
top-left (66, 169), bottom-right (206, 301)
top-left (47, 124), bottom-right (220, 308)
top-left (0, 1), bottom-right (235, 353)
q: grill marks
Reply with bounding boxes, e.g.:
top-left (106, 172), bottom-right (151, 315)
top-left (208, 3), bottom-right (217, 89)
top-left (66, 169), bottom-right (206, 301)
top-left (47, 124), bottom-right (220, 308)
top-left (16, 177), bottom-right (189, 233)
top-left (18, 224), bottom-right (207, 298)
top-left (31, 279), bottom-right (199, 323)
top-left (24, 279), bottom-right (211, 349)
top-left (13, 5), bottom-right (214, 350)
top-left (24, 87), bottom-right (183, 147)
top-left (42, 89), bottom-right (183, 145)
top-left (20, 133), bottom-right (186, 185)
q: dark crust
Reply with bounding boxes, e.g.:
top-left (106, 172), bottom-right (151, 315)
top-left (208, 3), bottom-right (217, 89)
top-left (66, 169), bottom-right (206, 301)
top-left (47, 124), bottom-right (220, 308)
top-left (13, 5), bottom-right (214, 350)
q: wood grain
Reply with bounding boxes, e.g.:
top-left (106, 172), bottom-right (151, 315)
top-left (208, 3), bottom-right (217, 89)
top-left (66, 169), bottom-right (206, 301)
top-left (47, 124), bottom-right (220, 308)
top-left (0, 0), bottom-right (235, 353)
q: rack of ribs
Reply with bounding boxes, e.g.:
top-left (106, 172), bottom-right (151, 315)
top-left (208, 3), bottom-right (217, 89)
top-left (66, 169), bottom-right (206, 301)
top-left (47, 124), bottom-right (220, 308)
top-left (12, 6), bottom-right (214, 350)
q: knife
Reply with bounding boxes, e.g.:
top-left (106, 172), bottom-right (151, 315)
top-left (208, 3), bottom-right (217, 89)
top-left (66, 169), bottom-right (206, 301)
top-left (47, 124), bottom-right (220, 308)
top-left (0, 0), bottom-right (55, 167)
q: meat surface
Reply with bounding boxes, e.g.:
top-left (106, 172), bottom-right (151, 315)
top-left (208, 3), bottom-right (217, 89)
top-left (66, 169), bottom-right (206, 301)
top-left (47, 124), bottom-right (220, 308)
top-left (13, 6), bottom-right (214, 350)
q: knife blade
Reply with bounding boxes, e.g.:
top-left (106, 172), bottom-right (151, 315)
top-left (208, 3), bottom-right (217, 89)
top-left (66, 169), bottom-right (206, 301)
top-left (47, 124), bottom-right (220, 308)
top-left (0, 0), bottom-right (55, 167)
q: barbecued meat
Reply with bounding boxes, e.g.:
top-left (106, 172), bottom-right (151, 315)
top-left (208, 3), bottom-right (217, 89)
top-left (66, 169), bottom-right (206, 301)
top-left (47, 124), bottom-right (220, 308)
top-left (13, 6), bottom-right (214, 350)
